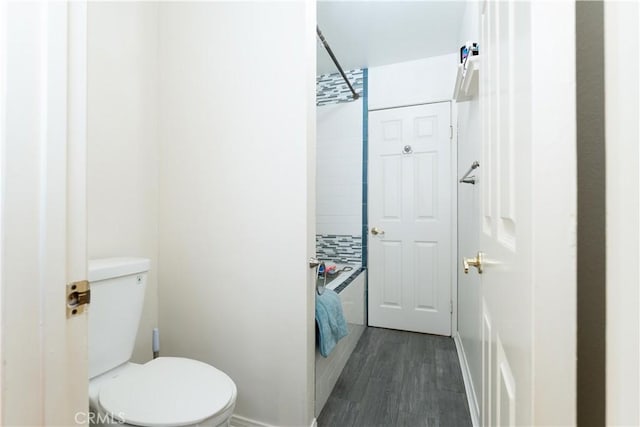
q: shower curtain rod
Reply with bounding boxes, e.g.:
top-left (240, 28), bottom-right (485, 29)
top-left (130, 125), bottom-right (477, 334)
top-left (316, 26), bottom-right (360, 100)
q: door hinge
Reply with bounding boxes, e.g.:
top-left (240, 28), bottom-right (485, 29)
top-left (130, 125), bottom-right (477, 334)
top-left (450, 300), bottom-right (453, 314)
top-left (66, 280), bottom-right (90, 318)
top-left (450, 125), bottom-right (454, 140)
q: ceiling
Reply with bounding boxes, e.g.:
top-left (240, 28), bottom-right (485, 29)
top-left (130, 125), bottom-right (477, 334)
top-left (317, 1), bottom-right (467, 75)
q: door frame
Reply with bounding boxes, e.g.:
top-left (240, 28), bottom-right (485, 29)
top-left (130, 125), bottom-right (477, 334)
top-left (366, 100), bottom-right (458, 336)
top-left (0, 1), bottom-right (89, 424)
top-left (604, 1), bottom-right (640, 424)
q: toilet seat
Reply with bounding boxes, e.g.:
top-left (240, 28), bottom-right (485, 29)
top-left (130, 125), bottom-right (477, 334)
top-left (98, 357), bottom-right (236, 427)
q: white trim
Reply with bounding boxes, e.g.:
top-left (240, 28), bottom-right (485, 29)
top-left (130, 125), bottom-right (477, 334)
top-left (66, 3), bottom-right (90, 420)
top-left (368, 99), bottom-right (452, 112)
top-left (230, 415), bottom-right (317, 427)
top-left (0, 0), bottom-right (6, 421)
top-left (450, 101), bottom-right (458, 337)
top-left (230, 415), bottom-right (276, 427)
top-left (605, 1), bottom-right (640, 424)
top-left (67, 0), bottom-right (87, 283)
top-left (454, 332), bottom-right (480, 427)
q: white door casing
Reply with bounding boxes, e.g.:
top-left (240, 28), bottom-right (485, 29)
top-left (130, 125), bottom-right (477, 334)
top-left (605, 1), bottom-right (640, 424)
top-left (476, 1), bottom-right (576, 426)
top-left (368, 102), bottom-right (452, 335)
top-left (1, 1), bottom-right (89, 425)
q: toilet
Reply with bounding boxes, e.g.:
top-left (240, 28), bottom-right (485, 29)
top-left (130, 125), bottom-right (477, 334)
top-left (88, 257), bottom-right (237, 427)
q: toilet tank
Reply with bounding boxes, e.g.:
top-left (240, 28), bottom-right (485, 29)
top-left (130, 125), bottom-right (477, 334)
top-left (88, 257), bottom-right (150, 379)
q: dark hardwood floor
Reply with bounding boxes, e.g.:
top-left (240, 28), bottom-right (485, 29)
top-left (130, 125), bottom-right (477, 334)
top-left (317, 327), bottom-right (472, 427)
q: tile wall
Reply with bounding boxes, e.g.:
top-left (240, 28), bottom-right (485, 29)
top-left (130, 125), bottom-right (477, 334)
top-left (316, 68), bottom-right (367, 265)
top-left (315, 234), bottom-right (362, 264)
top-left (316, 69), bottom-right (364, 106)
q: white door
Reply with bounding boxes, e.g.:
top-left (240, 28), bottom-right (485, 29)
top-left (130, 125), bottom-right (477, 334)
top-left (1, 1), bottom-right (89, 425)
top-left (474, 1), bottom-right (577, 426)
top-left (368, 102), bottom-right (452, 335)
top-left (476, 3), bottom-right (525, 423)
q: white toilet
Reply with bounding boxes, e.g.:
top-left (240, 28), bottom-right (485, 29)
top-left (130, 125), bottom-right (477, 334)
top-left (88, 257), bottom-right (237, 427)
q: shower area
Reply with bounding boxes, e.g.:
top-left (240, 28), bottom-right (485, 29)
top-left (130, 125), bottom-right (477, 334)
top-left (313, 42), bottom-right (368, 413)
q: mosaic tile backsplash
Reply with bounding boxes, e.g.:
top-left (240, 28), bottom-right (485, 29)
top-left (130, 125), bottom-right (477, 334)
top-left (316, 69), bottom-right (364, 106)
top-left (316, 234), bottom-right (362, 264)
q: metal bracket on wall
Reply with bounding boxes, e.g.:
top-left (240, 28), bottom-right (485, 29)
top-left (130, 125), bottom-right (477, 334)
top-left (459, 160), bottom-right (480, 185)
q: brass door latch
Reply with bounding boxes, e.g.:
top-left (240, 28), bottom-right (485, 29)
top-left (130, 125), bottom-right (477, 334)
top-left (66, 280), bottom-right (90, 318)
top-left (463, 252), bottom-right (484, 274)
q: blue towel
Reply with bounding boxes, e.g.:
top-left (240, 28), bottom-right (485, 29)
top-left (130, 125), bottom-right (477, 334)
top-left (315, 289), bottom-right (348, 357)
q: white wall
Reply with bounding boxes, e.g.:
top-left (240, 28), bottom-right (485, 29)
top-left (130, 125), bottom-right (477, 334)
top-left (87, 2), bottom-right (159, 364)
top-left (316, 100), bottom-right (362, 236)
top-left (156, 3), bottom-right (315, 426)
top-left (605, 2), bottom-right (640, 424)
top-left (454, 1), bottom-right (482, 424)
top-left (368, 53), bottom-right (458, 110)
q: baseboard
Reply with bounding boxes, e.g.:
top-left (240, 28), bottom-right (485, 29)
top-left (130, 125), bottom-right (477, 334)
top-left (230, 415), bottom-right (317, 427)
top-left (453, 332), bottom-right (480, 427)
top-left (230, 415), bottom-right (276, 427)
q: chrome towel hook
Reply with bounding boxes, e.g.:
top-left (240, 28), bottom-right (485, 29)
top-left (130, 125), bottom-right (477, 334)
top-left (459, 161), bottom-right (480, 185)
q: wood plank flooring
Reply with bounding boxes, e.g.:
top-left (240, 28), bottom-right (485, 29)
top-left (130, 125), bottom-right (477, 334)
top-left (317, 327), bottom-right (472, 427)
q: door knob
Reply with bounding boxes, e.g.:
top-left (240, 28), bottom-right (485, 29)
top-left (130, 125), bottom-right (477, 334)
top-left (463, 252), bottom-right (484, 274)
top-left (371, 227), bottom-right (385, 236)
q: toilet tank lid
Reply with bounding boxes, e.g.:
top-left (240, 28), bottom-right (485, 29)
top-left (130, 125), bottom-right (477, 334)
top-left (89, 257), bottom-right (150, 282)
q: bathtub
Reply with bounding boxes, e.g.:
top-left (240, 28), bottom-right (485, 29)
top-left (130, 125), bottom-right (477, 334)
top-left (315, 265), bottom-right (366, 417)
top-left (316, 262), bottom-right (363, 294)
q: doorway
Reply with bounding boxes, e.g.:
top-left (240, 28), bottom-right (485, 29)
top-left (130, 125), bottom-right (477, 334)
top-left (367, 102), bottom-right (453, 335)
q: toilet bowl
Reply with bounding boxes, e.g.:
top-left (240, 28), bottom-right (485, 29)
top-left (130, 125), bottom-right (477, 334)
top-left (88, 258), bottom-right (237, 427)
